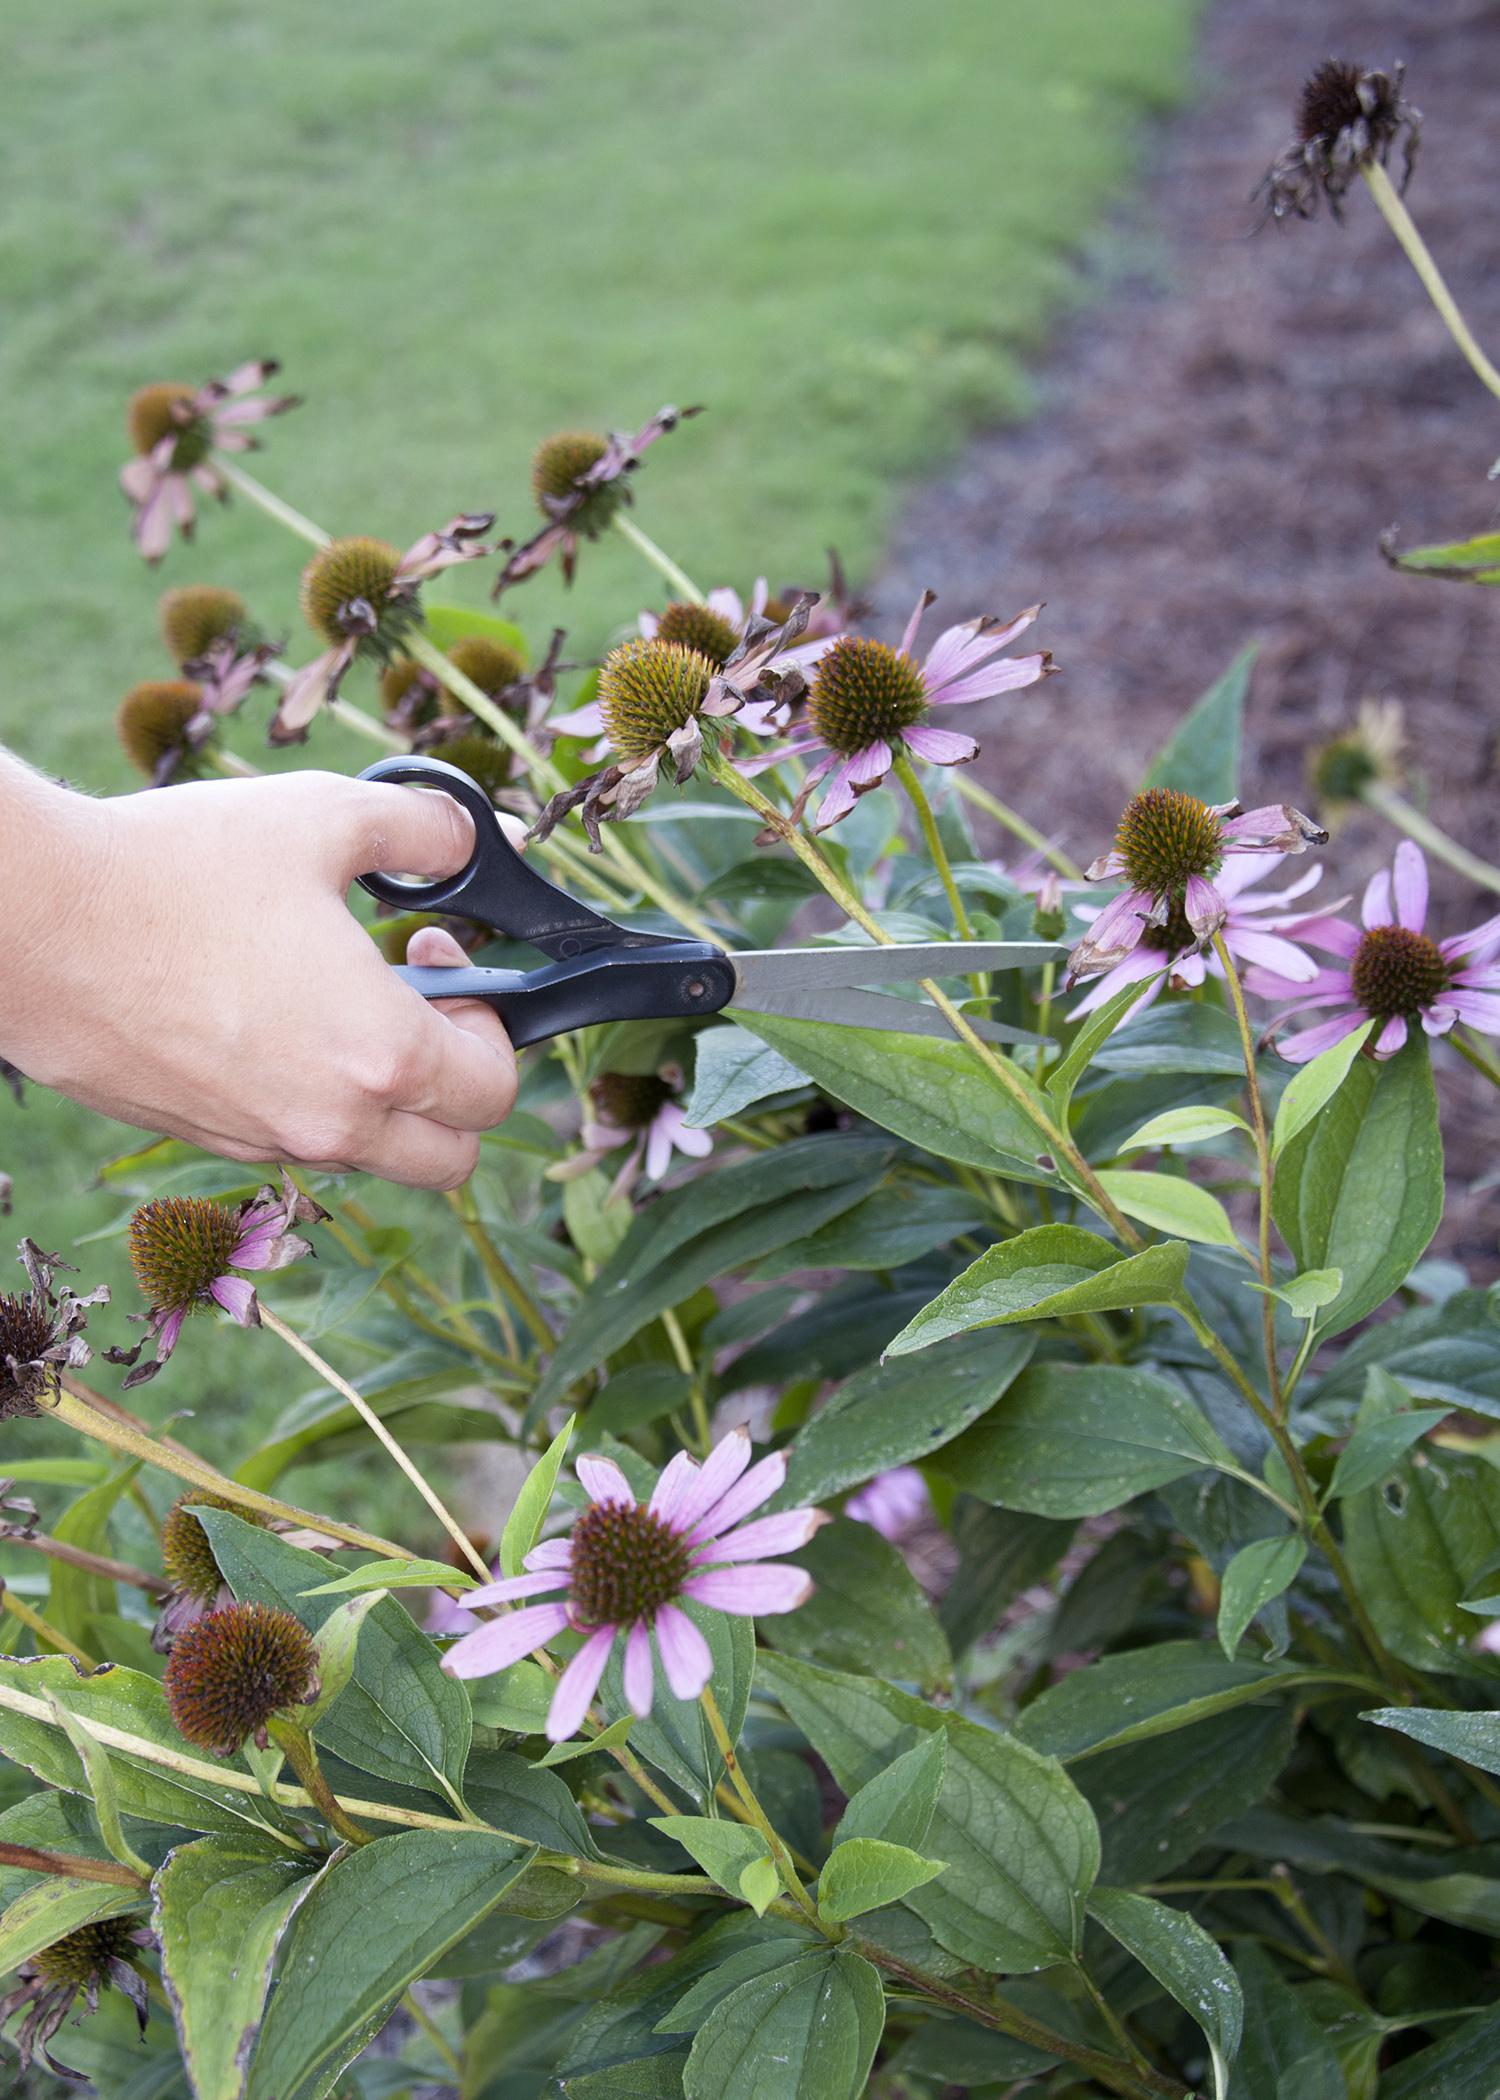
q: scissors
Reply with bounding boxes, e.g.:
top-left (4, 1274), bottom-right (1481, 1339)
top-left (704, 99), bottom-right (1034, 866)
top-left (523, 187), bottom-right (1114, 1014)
top-left (356, 755), bottom-right (1062, 1050)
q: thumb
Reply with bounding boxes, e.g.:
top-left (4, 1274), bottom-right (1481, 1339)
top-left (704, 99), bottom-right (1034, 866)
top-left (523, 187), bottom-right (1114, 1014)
top-left (340, 780), bottom-right (476, 883)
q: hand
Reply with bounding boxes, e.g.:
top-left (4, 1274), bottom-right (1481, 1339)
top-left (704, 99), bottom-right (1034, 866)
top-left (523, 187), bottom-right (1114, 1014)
top-left (2, 765), bottom-right (517, 1188)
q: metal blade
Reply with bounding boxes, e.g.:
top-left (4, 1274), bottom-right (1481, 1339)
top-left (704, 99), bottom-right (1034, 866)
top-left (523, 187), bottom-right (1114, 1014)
top-left (730, 983), bottom-right (1051, 1048)
top-left (732, 940), bottom-right (1064, 997)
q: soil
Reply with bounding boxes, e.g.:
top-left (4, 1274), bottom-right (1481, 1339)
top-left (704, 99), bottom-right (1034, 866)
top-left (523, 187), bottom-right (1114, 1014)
top-left (876, 0), bottom-right (1500, 1271)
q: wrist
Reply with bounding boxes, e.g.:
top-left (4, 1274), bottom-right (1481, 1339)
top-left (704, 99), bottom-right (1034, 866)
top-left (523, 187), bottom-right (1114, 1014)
top-left (0, 755), bottom-right (116, 1061)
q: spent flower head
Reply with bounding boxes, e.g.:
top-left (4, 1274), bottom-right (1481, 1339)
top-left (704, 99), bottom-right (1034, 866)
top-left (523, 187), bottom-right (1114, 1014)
top-left (116, 679), bottom-right (219, 786)
top-left (0, 1916), bottom-right (155, 2082)
top-left (492, 405), bottom-right (702, 595)
top-left (120, 359), bottom-right (299, 562)
top-left (158, 584), bottom-right (252, 667)
top-left (0, 1241), bottom-right (105, 1420)
top-left (443, 1426), bottom-right (824, 1741)
top-left (164, 1599), bottom-right (320, 1754)
top-left (1257, 59), bottom-right (1421, 224)
top-left (153, 1491), bottom-right (269, 1653)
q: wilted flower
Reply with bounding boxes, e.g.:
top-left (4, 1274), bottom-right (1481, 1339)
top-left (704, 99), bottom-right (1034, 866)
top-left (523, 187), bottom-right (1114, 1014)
top-left (1247, 841), bottom-right (1500, 1061)
top-left (740, 592), bottom-right (1053, 833)
top-left (158, 584), bottom-right (254, 668)
top-left (408, 633), bottom-right (570, 810)
top-left (1069, 851), bottom-right (1326, 1018)
top-left (0, 1917), bottom-right (155, 2081)
top-left (0, 1241), bottom-right (105, 1421)
top-left (1067, 788), bottom-right (1327, 983)
top-left (443, 1426), bottom-right (824, 1741)
top-left (152, 1492), bottom-right (268, 1653)
top-left (576, 1068), bottom-right (713, 1197)
top-left (1309, 699), bottom-right (1406, 825)
top-left (109, 1178), bottom-right (320, 1386)
top-left (271, 516), bottom-right (494, 743)
top-left (492, 406), bottom-right (702, 595)
top-left (119, 360), bottom-right (299, 562)
top-left (164, 1600), bottom-right (320, 1754)
top-left (1257, 59), bottom-right (1421, 225)
top-left (116, 679), bottom-right (215, 786)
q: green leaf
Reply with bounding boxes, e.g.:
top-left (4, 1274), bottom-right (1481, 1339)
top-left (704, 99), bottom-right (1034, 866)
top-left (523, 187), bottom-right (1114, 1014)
top-left (1048, 971), bottom-right (1168, 1116)
top-left (1272, 1037), bottom-right (1443, 1339)
top-left (759, 1518), bottom-right (950, 1689)
top-left (154, 1836), bottom-right (321, 2100)
top-left (44, 1690), bottom-right (153, 1877)
top-left (681, 1947), bottom-right (884, 2100)
top-left (936, 1362), bottom-right (1235, 1517)
top-left (601, 1601), bottom-right (754, 1809)
top-left (1270, 1018), bottom-right (1374, 1158)
top-left (1363, 1706), bottom-right (1500, 1781)
top-left (1083, 1706), bottom-right (1296, 1884)
top-left (1118, 1104), bottom-right (1250, 1150)
top-left (561, 1170), bottom-right (634, 1266)
top-left (1217, 1536), bottom-right (1307, 1659)
top-left (883, 1225), bottom-right (1189, 1357)
top-left (196, 1512), bottom-right (472, 1802)
top-left (1326, 1390), bottom-right (1451, 1502)
top-left (1381, 527), bottom-right (1500, 583)
top-left (531, 1135), bottom-right (893, 1412)
top-left (656, 1930), bottom-right (823, 2035)
top-left (832, 1732), bottom-right (947, 1852)
top-left (0, 1875), bottom-right (143, 1976)
top-left (245, 1829), bottom-right (534, 2100)
top-left (818, 1837), bottom-right (945, 1922)
top-left (0, 1459), bottom-right (109, 1487)
top-left (538, 1714), bottom-right (636, 1768)
top-left (300, 1558), bottom-right (477, 1596)
top-left (465, 1659), bottom-right (553, 1736)
top-left (1094, 1168), bottom-right (1243, 1250)
top-left (1381, 2004), bottom-right (1500, 2099)
top-left (421, 601), bottom-right (529, 656)
top-left (501, 1414), bottom-right (575, 1579)
top-left (775, 1329), bottom-right (1036, 1510)
top-left (649, 1815), bottom-right (778, 1913)
top-left (1230, 1944), bottom-right (1343, 2100)
top-left (1141, 642), bottom-right (1253, 802)
top-left (1226, 1807), bottom-right (1500, 1935)
top-left (1090, 1003), bottom-right (1246, 1078)
top-left (1087, 1887), bottom-right (1241, 2100)
top-left (754, 1183), bottom-right (985, 1278)
top-left (759, 1652), bottom-right (1099, 1973)
top-left (301, 1590), bottom-right (386, 1728)
top-left (47, 1461), bottom-right (140, 1646)
top-left (738, 1012), bottom-right (1058, 1183)
top-left (685, 1025), bottom-right (808, 1126)
top-left (1244, 1268), bottom-right (1343, 1321)
top-left (1015, 1641), bottom-right (1321, 1760)
top-left (1309, 1284), bottom-right (1500, 1416)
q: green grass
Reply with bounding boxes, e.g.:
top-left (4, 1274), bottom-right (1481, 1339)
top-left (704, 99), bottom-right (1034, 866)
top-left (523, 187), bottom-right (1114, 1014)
top-left (0, 0), bottom-right (1196, 1459)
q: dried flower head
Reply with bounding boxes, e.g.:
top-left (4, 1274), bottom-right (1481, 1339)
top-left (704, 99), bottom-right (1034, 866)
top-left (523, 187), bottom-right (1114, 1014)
top-left (158, 584), bottom-right (249, 667)
top-left (119, 360), bottom-right (299, 562)
top-left (493, 405), bottom-right (702, 594)
top-left (422, 728), bottom-right (515, 804)
top-left (160, 1492), bottom-right (255, 1601)
top-left (164, 1600), bottom-right (319, 1754)
top-left (1257, 59), bottom-right (1420, 224)
top-left (0, 1916), bottom-right (154, 2081)
top-left (116, 679), bottom-right (211, 785)
top-left (651, 599), bottom-right (742, 665)
top-left (0, 1241), bottom-right (105, 1420)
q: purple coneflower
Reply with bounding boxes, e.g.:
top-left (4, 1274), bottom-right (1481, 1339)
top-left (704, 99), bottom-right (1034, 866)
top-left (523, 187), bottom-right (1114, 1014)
top-left (120, 361), bottom-right (299, 563)
top-left (740, 592), bottom-right (1052, 833)
top-left (571, 1068), bottom-right (713, 1198)
top-left (1246, 840), bottom-right (1500, 1061)
top-left (271, 516), bottom-right (494, 743)
top-left (0, 1919), bottom-right (155, 2080)
top-left (493, 406), bottom-right (702, 595)
top-left (1066, 788), bottom-right (1327, 983)
top-left (443, 1426), bottom-right (824, 1741)
top-left (0, 1241), bottom-right (105, 1420)
top-left (1068, 851), bottom-right (1327, 1020)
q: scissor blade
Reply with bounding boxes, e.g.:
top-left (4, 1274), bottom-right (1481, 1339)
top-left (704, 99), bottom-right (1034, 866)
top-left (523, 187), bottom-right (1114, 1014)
top-left (732, 940), bottom-right (1064, 996)
top-left (730, 984), bottom-right (1051, 1048)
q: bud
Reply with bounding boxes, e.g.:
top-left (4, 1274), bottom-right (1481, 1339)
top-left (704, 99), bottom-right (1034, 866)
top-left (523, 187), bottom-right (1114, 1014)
top-left (589, 1072), bottom-right (673, 1131)
top-left (164, 1600), bottom-right (319, 1754)
top-left (0, 1289), bottom-right (59, 1419)
top-left (299, 536), bottom-right (408, 649)
top-left (128, 1197), bottom-right (242, 1315)
top-left (446, 634), bottom-right (525, 699)
top-left (568, 1496), bottom-right (695, 1630)
top-left (160, 1492), bottom-right (263, 1602)
top-left (652, 600), bottom-right (741, 666)
top-left (1111, 788), bottom-right (1226, 895)
top-left (1349, 924), bottom-right (1450, 1023)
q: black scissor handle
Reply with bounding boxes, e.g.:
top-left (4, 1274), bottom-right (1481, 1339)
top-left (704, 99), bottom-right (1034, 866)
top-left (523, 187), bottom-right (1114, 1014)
top-left (354, 754), bottom-right (620, 960)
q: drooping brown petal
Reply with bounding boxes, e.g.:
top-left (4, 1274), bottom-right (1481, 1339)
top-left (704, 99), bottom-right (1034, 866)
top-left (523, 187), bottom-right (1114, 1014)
top-left (575, 404), bottom-right (705, 494)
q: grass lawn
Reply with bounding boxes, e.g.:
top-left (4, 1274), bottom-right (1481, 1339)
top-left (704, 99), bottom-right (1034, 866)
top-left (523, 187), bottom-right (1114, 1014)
top-left (0, 0), bottom-right (1195, 1473)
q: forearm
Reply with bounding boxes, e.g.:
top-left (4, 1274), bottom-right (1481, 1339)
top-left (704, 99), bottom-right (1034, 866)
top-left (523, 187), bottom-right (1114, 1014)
top-left (0, 752), bottom-right (111, 1078)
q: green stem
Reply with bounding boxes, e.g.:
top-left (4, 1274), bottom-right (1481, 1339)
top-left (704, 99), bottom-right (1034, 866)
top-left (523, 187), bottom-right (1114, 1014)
top-left (954, 773), bottom-right (1083, 878)
top-left (268, 1718), bottom-right (372, 1847)
top-left (612, 512), bottom-right (706, 603)
top-left (1452, 1028), bottom-right (1500, 1092)
top-left (1078, 1964), bottom-right (1159, 2084)
top-left (661, 1307), bottom-right (711, 1453)
top-left (1362, 781), bottom-right (1500, 897)
top-left (402, 1990), bottom-right (463, 2079)
top-left (892, 748), bottom-right (974, 940)
top-left (699, 1686), bottom-right (826, 1932)
top-left (447, 1186), bottom-right (552, 1351)
top-left (213, 458), bottom-right (331, 547)
top-left (1213, 932), bottom-right (1285, 1418)
top-left (1362, 161), bottom-right (1500, 408)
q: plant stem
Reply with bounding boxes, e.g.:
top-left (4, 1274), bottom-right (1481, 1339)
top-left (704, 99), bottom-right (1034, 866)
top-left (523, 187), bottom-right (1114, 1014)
top-left (0, 1841), bottom-right (145, 1889)
top-left (402, 1990), bottom-right (463, 2079)
top-left (893, 748), bottom-right (979, 991)
top-left (0, 1586), bottom-right (94, 1664)
top-left (612, 512), bottom-right (706, 603)
top-left (1078, 1964), bottom-right (1159, 2084)
top-left (446, 1187), bottom-right (552, 1351)
top-left (328, 696), bottom-right (409, 752)
top-left (213, 457), bottom-right (331, 547)
top-left (699, 1686), bottom-right (825, 1931)
top-left (954, 774), bottom-right (1083, 878)
top-left (660, 1307), bottom-right (711, 1453)
top-left (1362, 161), bottom-right (1500, 408)
top-left (268, 1718), bottom-right (371, 1847)
top-left (1362, 781), bottom-right (1500, 897)
top-left (1213, 932), bottom-right (1285, 1418)
top-left (258, 1307), bottom-right (491, 1581)
top-left (1452, 1028), bottom-right (1500, 1092)
top-left (0, 1529), bottom-right (171, 1596)
top-left (206, 747), bottom-right (261, 779)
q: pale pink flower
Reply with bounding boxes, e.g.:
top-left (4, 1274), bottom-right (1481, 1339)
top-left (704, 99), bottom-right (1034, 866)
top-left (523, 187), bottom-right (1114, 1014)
top-left (845, 1466), bottom-right (930, 1539)
top-left (1246, 840), bottom-right (1500, 1061)
top-left (120, 361), bottom-right (299, 563)
top-left (443, 1427), bottom-right (825, 1740)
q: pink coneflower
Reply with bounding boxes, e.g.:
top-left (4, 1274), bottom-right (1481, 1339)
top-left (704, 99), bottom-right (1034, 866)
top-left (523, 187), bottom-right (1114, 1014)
top-left (493, 406), bottom-right (702, 595)
top-left (271, 516), bottom-right (495, 743)
top-left (120, 362), bottom-right (299, 563)
top-left (740, 591), bottom-right (1053, 833)
top-left (1067, 788), bottom-right (1327, 982)
top-left (576, 1069), bottom-right (713, 1198)
top-left (1069, 851), bottom-right (1327, 1019)
top-left (442, 1427), bottom-right (824, 1741)
top-left (1246, 840), bottom-right (1500, 1061)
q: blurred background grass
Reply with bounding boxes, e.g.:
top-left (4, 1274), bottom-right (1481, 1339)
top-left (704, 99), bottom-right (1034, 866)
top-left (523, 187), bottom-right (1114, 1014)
top-left (0, 0), bottom-right (1195, 1471)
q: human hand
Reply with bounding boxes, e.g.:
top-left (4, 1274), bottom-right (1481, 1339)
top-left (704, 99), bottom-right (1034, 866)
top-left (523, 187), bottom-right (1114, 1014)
top-left (2, 764), bottom-right (517, 1188)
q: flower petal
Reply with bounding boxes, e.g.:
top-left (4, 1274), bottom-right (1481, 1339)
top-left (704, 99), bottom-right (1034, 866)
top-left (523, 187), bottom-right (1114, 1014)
top-left (441, 1601), bottom-right (569, 1679)
top-left (901, 722), bottom-right (979, 765)
top-left (682, 1564), bottom-right (813, 1616)
top-left (1184, 873), bottom-right (1228, 944)
top-left (524, 1538), bottom-right (574, 1571)
top-left (653, 1603), bottom-right (713, 1700)
top-left (689, 1451), bottom-right (788, 1541)
top-left (1443, 989), bottom-right (1500, 1034)
top-left (676, 1427), bottom-right (753, 1535)
top-left (649, 1450), bottom-right (700, 1526)
top-left (694, 1509), bottom-right (828, 1565)
top-left (924, 651), bottom-right (1050, 708)
top-left (1277, 1010), bottom-right (1369, 1063)
top-left (1285, 913), bottom-right (1361, 958)
top-left (208, 1275), bottom-right (258, 1325)
top-left (1375, 1015), bottom-right (1408, 1058)
top-left (1362, 867), bottom-right (1393, 929)
top-left (545, 1625), bottom-right (616, 1742)
top-left (1226, 928), bottom-right (1320, 982)
top-left (622, 1621), bottom-right (654, 1717)
top-left (577, 1455), bottom-right (635, 1507)
top-left (461, 1570), bottom-right (568, 1608)
top-left (1392, 841), bottom-right (1429, 932)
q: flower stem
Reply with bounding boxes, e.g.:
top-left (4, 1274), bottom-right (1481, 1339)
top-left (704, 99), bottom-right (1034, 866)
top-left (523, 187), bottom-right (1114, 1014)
top-left (446, 1186), bottom-right (552, 1352)
top-left (212, 458), bottom-right (331, 548)
top-left (699, 1685), bottom-right (826, 1932)
top-left (402, 1990), bottom-right (463, 2079)
top-left (611, 512), bottom-right (706, 603)
top-left (660, 1307), bottom-right (711, 1453)
top-left (1361, 781), bottom-right (1500, 897)
top-left (1362, 160), bottom-right (1500, 408)
top-left (954, 774), bottom-right (1083, 878)
top-left (1213, 931), bottom-right (1285, 1417)
top-left (206, 747), bottom-right (261, 779)
top-left (1452, 1028), bottom-right (1500, 1092)
top-left (0, 1586), bottom-right (93, 1665)
top-left (1077, 1964), bottom-right (1159, 2085)
top-left (892, 748), bottom-right (975, 940)
top-left (0, 1841), bottom-right (145, 1890)
top-left (268, 1718), bottom-right (371, 1846)
top-left (257, 1306), bottom-right (491, 1580)
top-left (0, 1528), bottom-right (171, 1597)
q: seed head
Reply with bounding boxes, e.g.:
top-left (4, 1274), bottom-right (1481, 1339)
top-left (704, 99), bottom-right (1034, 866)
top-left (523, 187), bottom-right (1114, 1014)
top-left (446, 634), bottom-right (525, 699)
top-left (1113, 789), bottom-right (1225, 896)
top-left (158, 585), bottom-right (248, 667)
top-left (378, 656), bottom-right (432, 720)
top-left (0, 1290), bottom-right (58, 1418)
top-left (568, 1497), bottom-right (693, 1629)
top-left (116, 681), bottom-right (205, 779)
top-left (127, 382), bottom-right (210, 468)
top-left (30, 1917), bottom-right (142, 1993)
top-left (598, 638), bottom-right (714, 762)
top-left (1299, 58), bottom-right (1394, 149)
top-left (164, 1601), bottom-right (319, 1754)
top-left (128, 1197), bottom-right (241, 1314)
top-left (531, 431), bottom-right (622, 536)
top-left (590, 1072), bottom-right (673, 1131)
top-left (1350, 924), bottom-right (1448, 1021)
top-left (808, 637), bottom-right (927, 757)
top-left (299, 537), bottom-right (405, 648)
top-left (427, 728), bottom-right (514, 802)
top-left (161, 1492), bottom-right (262, 1601)
top-left (653, 601), bottom-right (740, 665)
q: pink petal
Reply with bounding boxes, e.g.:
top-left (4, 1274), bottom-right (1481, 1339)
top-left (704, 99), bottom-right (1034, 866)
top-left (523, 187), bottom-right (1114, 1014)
top-left (1362, 867), bottom-right (1393, 929)
top-left (441, 1601), bottom-right (570, 1679)
top-left (738, 738), bottom-right (828, 779)
top-left (622, 1622), bottom-right (654, 1716)
top-left (1453, 963), bottom-right (1500, 992)
top-left (545, 1625), bottom-right (616, 1742)
top-left (1443, 989), bottom-right (1500, 1034)
top-left (1226, 929), bottom-right (1320, 981)
top-left (1422, 1004), bottom-right (1458, 1038)
top-left (1285, 914), bottom-right (1361, 959)
top-left (1278, 1010), bottom-right (1369, 1063)
top-left (644, 1109), bottom-right (677, 1184)
top-left (690, 1451), bottom-right (788, 1542)
top-left (1066, 953), bottom-right (1165, 1022)
top-left (672, 1119), bottom-right (713, 1160)
top-left (898, 591), bottom-right (934, 658)
top-left (925, 652), bottom-right (1049, 708)
top-left (230, 1215), bottom-right (283, 1270)
top-left (209, 1275), bottom-right (258, 1325)
top-left (901, 722), bottom-right (979, 766)
top-left (1375, 1015), bottom-right (1408, 1058)
top-left (156, 1307), bottom-right (186, 1360)
top-left (676, 1427), bottom-right (753, 1535)
top-left (1392, 842), bottom-right (1429, 932)
top-left (812, 757), bottom-right (864, 833)
top-left (1079, 886), bottom-right (1155, 961)
top-left (119, 458), bottom-right (157, 502)
top-left (1213, 850), bottom-right (1285, 901)
top-left (649, 1450), bottom-right (701, 1525)
top-left (548, 699), bottom-right (605, 738)
top-left (1443, 911), bottom-right (1500, 967)
top-left (682, 1565), bottom-right (814, 1616)
top-left (577, 1456), bottom-right (634, 1507)
top-left (694, 1509), bottom-right (828, 1565)
top-left (654, 1603), bottom-right (713, 1700)
top-left (524, 1539), bottom-right (573, 1571)
top-left (461, 1570), bottom-right (568, 1607)
top-left (1184, 874), bottom-right (1227, 943)
top-left (1169, 951), bottom-right (1207, 989)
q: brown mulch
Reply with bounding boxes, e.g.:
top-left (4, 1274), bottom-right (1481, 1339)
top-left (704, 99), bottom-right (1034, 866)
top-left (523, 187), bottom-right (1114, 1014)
top-left (877, 0), bottom-right (1500, 1272)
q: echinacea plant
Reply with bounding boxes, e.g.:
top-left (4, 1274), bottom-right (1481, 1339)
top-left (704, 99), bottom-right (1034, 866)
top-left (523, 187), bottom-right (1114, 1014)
top-left (119, 359), bottom-right (299, 561)
top-left (7, 337), bottom-right (1500, 2100)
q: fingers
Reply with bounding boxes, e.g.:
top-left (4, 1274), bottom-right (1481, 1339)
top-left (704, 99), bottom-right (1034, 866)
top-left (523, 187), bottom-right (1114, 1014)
top-left (283, 1110), bottom-right (480, 1191)
top-left (395, 923), bottom-right (519, 1133)
top-left (337, 780), bottom-right (476, 884)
